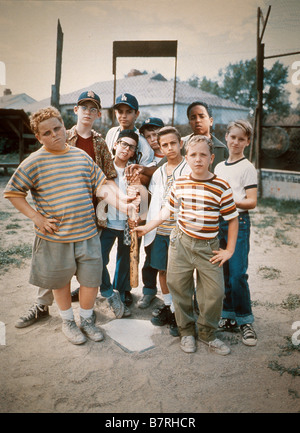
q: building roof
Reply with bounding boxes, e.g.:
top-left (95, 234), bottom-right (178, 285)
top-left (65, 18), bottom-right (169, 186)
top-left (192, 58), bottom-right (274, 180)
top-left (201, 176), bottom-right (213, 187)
top-left (23, 73), bottom-right (248, 113)
top-left (0, 93), bottom-right (36, 110)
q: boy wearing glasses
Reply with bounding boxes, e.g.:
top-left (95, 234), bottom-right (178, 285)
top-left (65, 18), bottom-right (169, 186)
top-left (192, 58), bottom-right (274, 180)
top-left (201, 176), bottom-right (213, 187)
top-left (99, 130), bottom-right (147, 317)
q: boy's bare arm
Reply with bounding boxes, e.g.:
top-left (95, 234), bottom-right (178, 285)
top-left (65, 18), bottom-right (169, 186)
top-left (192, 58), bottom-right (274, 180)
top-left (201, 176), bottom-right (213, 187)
top-left (210, 217), bottom-right (239, 267)
top-left (7, 197), bottom-right (60, 235)
top-left (96, 183), bottom-right (136, 218)
top-left (235, 188), bottom-right (257, 210)
top-left (132, 206), bottom-right (171, 237)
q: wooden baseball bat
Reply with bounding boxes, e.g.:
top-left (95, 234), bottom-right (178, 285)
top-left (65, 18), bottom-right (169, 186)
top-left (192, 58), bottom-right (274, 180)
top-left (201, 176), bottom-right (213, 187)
top-left (130, 220), bottom-right (139, 288)
top-left (127, 185), bottom-right (139, 288)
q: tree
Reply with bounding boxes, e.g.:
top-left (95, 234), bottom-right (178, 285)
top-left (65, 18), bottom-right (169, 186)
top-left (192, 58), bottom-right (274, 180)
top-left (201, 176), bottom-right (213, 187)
top-left (187, 58), bottom-right (291, 117)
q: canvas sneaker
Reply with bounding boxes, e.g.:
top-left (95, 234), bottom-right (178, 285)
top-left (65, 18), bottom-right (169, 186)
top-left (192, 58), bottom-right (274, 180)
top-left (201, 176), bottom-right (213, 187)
top-left (137, 294), bottom-right (156, 309)
top-left (151, 305), bottom-right (172, 326)
top-left (169, 312), bottom-right (179, 337)
top-left (108, 290), bottom-right (124, 319)
top-left (218, 318), bottom-right (239, 332)
top-left (180, 335), bottom-right (196, 353)
top-left (62, 319), bottom-right (87, 345)
top-left (240, 324), bottom-right (257, 346)
top-left (200, 338), bottom-right (231, 356)
top-left (123, 305), bottom-right (131, 317)
top-left (15, 304), bottom-right (49, 328)
top-left (80, 316), bottom-right (104, 342)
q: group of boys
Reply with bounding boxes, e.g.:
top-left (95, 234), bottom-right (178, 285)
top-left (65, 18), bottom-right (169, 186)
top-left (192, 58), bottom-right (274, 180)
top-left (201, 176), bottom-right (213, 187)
top-left (4, 89), bottom-right (258, 355)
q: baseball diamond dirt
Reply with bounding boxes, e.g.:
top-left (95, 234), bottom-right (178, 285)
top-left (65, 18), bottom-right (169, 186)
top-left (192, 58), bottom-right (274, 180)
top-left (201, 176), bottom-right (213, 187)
top-left (0, 176), bottom-right (299, 414)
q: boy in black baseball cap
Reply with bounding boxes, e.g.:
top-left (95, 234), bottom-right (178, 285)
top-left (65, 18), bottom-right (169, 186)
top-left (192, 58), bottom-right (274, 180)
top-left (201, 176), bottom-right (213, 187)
top-left (77, 90), bottom-right (101, 110)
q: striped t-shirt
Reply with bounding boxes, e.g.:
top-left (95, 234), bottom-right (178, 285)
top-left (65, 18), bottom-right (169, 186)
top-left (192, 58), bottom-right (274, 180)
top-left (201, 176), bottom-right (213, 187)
top-left (166, 174), bottom-right (238, 240)
top-left (4, 145), bottom-right (106, 243)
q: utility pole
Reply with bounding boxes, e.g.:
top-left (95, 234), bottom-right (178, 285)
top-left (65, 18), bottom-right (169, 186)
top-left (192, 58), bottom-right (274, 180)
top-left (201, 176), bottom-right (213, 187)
top-left (51, 20), bottom-right (63, 110)
top-left (255, 6), bottom-right (271, 198)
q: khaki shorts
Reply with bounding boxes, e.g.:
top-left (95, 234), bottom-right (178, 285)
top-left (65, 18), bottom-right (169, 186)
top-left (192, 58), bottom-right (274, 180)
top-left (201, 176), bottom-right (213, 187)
top-left (29, 235), bottom-right (102, 290)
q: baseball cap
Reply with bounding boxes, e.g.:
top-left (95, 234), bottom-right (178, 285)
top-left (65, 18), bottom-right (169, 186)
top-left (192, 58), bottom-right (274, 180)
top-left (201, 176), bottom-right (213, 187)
top-left (139, 117), bottom-right (164, 134)
top-left (117, 129), bottom-right (139, 144)
top-left (77, 90), bottom-right (101, 109)
top-left (114, 93), bottom-right (139, 111)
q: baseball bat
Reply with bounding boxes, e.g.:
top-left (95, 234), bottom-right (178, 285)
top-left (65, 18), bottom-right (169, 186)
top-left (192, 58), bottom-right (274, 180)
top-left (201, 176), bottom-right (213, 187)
top-left (127, 185), bottom-right (139, 288)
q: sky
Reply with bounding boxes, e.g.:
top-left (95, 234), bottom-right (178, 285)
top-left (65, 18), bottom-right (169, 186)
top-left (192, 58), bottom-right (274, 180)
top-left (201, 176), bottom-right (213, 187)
top-left (0, 0), bottom-right (300, 105)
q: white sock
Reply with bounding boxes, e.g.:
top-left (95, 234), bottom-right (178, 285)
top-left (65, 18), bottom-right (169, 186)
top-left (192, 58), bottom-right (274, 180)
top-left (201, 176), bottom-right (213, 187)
top-left (80, 308), bottom-right (94, 319)
top-left (59, 307), bottom-right (74, 321)
top-left (170, 302), bottom-right (175, 313)
top-left (163, 293), bottom-right (172, 306)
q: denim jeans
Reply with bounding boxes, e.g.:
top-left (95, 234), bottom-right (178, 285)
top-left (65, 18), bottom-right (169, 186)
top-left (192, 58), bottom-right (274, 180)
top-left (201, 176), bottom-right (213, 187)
top-left (100, 228), bottom-right (131, 302)
top-left (218, 213), bottom-right (254, 326)
top-left (141, 245), bottom-right (158, 296)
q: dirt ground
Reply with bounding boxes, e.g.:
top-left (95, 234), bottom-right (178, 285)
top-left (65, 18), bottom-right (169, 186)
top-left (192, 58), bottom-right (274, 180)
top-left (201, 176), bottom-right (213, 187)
top-left (0, 175), bottom-right (299, 414)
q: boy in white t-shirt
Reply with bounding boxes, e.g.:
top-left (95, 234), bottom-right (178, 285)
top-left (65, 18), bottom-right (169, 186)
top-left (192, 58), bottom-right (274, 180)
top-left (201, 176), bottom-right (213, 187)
top-left (99, 130), bottom-right (147, 318)
top-left (214, 120), bottom-right (258, 346)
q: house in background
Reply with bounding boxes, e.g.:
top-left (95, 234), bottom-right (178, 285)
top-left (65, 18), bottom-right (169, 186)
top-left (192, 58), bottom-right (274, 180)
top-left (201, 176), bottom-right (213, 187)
top-left (0, 88), bottom-right (36, 109)
top-left (22, 71), bottom-right (249, 131)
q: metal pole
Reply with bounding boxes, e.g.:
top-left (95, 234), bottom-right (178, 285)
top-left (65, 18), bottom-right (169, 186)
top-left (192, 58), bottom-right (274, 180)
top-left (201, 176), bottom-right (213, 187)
top-left (171, 52), bottom-right (178, 126)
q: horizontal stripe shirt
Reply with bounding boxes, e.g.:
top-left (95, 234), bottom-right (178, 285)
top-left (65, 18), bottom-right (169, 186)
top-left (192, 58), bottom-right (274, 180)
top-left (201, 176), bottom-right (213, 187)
top-left (4, 144), bottom-right (106, 243)
top-left (166, 174), bottom-right (238, 240)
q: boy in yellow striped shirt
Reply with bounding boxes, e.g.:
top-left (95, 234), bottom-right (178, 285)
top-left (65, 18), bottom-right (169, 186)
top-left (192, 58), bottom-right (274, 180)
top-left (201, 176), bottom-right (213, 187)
top-left (134, 135), bottom-right (238, 355)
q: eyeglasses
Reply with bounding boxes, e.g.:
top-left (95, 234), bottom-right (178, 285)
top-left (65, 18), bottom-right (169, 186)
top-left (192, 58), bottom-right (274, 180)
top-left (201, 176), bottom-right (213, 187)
top-left (118, 140), bottom-right (137, 152)
top-left (79, 105), bottom-right (98, 114)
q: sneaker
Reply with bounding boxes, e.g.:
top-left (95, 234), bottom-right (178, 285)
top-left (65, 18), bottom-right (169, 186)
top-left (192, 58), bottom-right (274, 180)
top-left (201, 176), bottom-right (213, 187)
top-left (200, 338), bottom-right (231, 356)
top-left (124, 291), bottom-right (133, 307)
top-left (137, 294), bottom-right (156, 309)
top-left (108, 290), bottom-right (124, 319)
top-left (62, 319), bottom-right (87, 345)
top-left (80, 316), bottom-right (104, 342)
top-left (71, 287), bottom-right (80, 302)
top-left (152, 304), bottom-right (163, 317)
top-left (123, 305), bottom-right (131, 317)
top-left (218, 318), bottom-right (238, 332)
top-left (241, 324), bottom-right (257, 346)
top-left (180, 335), bottom-right (196, 353)
top-left (151, 305), bottom-right (172, 326)
top-left (15, 304), bottom-right (49, 328)
top-left (169, 313), bottom-right (179, 337)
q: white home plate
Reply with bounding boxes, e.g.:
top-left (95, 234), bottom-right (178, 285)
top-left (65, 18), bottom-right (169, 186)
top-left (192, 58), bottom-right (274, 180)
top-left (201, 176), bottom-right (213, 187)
top-left (102, 319), bottom-right (161, 353)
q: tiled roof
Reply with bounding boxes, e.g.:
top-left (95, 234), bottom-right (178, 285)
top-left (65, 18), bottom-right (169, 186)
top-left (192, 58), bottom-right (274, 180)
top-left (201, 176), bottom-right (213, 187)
top-left (0, 93), bottom-right (36, 109)
top-left (23, 73), bottom-right (248, 112)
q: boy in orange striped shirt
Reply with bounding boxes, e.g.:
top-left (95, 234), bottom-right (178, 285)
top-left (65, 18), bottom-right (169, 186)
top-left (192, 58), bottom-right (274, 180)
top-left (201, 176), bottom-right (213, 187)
top-left (133, 135), bottom-right (238, 355)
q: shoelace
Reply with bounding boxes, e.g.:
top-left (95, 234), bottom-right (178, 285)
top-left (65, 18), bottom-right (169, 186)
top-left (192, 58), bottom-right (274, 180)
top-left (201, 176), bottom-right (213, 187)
top-left (22, 304), bottom-right (43, 320)
top-left (241, 324), bottom-right (256, 339)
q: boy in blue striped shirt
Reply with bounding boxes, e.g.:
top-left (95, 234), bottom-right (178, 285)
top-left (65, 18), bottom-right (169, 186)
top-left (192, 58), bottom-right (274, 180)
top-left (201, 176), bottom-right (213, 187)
top-left (4, 107), bottom-right (136, 345)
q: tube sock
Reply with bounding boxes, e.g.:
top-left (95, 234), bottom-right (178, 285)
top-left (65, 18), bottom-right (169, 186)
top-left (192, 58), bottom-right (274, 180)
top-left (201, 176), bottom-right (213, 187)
top-left (163, 293), bottom-right (172, 306)
top-left (79, 308), bottom-right (94, 319)
top-left (59, 307), bottom-right (74, 321)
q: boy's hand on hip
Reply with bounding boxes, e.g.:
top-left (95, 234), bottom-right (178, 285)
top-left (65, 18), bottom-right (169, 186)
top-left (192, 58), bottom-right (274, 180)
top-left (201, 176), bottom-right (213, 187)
top-left (210, 248), bottom-right (233, 267)
top-left (32, 213), bottom-right (60, 235)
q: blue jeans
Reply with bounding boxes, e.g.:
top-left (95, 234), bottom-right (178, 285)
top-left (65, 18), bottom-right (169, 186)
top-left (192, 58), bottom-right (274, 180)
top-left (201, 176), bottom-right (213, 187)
top-left (142, 245), bottom-right (158, 296)
top-left (100, 228), bottom-right (131, 302)
top-left (218, 213), bottom-right (254, 326)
